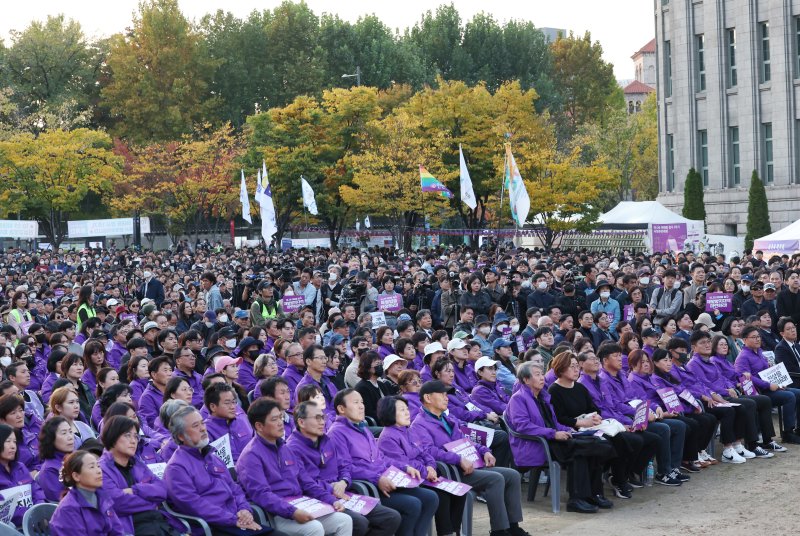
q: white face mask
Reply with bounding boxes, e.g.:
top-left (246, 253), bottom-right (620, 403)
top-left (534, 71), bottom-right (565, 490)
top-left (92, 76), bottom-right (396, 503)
top-left (218, 315), bottom-right (229, 323)
top-left (640, 277), bottom-right (650, 285)
top-left (600, 291), bottom-right (611, 299)
top-left (537, 281), bottom-right (548, 290)
top-left (204, 321), bottom-right (214, 328)
top-left (143, 271), bottom-right (153, 280)
top-left (741, 285), bottom-right (750, 293)
top-left (225, 339), bottom-right (237, 349)
top-left (0, 356), bottom-right (11, 368)
top-left (511, 325), bottom-right (520, 334)
top-left (315, 334), bottom-right (322, 345)
top-left (672, 281), bottom-right (681, 290)
top-left (479, 326), bottom-right (491, 336)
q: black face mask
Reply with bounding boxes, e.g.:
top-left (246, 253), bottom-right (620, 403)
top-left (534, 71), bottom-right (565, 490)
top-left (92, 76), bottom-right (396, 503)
top-left (373, 365), bottom-right (384, 377)
top-left (35, 333), bottom-right (47, 345)
top-left (675, 352), bottom-right (689, 364)
top-left (249, 350), bottom-right (260, 361)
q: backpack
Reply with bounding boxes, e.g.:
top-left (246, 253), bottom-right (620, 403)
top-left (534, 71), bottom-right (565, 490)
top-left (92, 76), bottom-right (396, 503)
top-left (654, 287), bottom-right (681, 308)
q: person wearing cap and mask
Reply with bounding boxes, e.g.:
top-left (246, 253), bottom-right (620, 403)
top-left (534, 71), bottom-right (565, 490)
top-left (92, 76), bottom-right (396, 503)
top-left (472, 315), bottom-right (494, 356)
top-left (492, 339), bottom-right (517, 394)
top-left (589, 280), bottom-right (620, 333)
top-left (137, 265), bottom-right (165, 307)
top-left (447, 338), bottom-right (476, 393)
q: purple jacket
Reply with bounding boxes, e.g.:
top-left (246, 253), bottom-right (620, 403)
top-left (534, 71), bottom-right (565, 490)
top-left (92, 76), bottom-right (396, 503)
top-left (420, 366), bottom-right (433, 383)
top-left (506, 387), bottom-right (571, 467)
top-left (41, 373), bottom-right (59, 404)
top-left (403, 391), bottom-right (423, 420)
top-left (453, 362), bottom-right (477, 393)
top-left (165, 445), bottom-right (251, 527)
top-left (687, 354), bottom-right (734, 394)
top-left (237, 435), bottom-right (337, 519)
top-left (734, 347), bottom-right (772, 391)
top-left (377, 344), bottom-right (395, 360)
top-left (98, 451), bottom-right (181, 535)
top-left (204, 413), bottom-right (254, 462)
top-left (129, 377), bottom-right (149, 404)
top-left (471, 380), bottom-right (509, 415)
top-left (544, 369), bottom-right (556, 389)
top-left (175, 368), bottom-right (205, 408)
top-left (669, 363), bottom-right (712, 400)
top-left (650, 373), bottom-right (694, 413)
top-left (107, 341), bottom-right (126, 370)
top-left (238, 360), bottom-right (258, 394)
top-left (30, 346), bottom-right (48, 392)
top-left (0, 460), bottom-right (44, 525)
top-left (328, 415), bottom-right (391, 483)
top-left (295, 372), bottom-right (338, 420)
top-left (409, 409), bottom-right (490, 466)
top-left (446, 385), bottom-right (487, 423)
top-left (377, 425), bottom-right (436, 475)
top-left (37, 451), bottom-right (67, 501)
top-left (286, 431), bottom-right (350, 489)
top-left (711, 355), bottom-right (742, 386)
top-left (81, 369), bottom-right (98, 396)
top-left (49, 487), bottom-right (125, 536)
top-left (138, 383), bottom-right (164, 428)
top-left (578, 373), bottom-right (630, 425)
top-left (282, 365), bottom-right (305, 408)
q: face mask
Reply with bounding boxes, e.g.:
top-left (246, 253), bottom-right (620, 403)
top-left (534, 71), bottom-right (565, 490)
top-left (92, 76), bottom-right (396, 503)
top-left (497, 324), bottom-right (509, 332)
top-left (315, 334), bottom-right (322, 345)
top-left (741, 285), bottom-right (750, 293)
top-left (204, 321), bottom-right (214, 328)
top-left (675, 352), bottom-right (689, 364)
top-left (537, 281), bottom-right (548, 290)
top-left (520, 280), bottom-right (531, 289)
top-left (329, 273), bottom-right (337, 281)
top-left (35, 333), bottom-right (47, 345)
top-left (640, 277), bottom-right (650, 285)
top-left (373, 365), bottom-right (384, 377)
top-left (218, 315), bottom-right (229, 323)
top-left (249, 350), bottom-right (260, 360)
top-left (479, 326), bottom-right (491, 336)
top-left (225, 339), bottom-right (237, 349)
top-left (511, 325), bottom-right (520, 334)
top-left (143, 271), bottom-right (153, 279)
top-left (0, 357), bottom-right (11, 368)
top-left (600, 291), bottom-right (610, 299)
top-left (672, 281), bottom-right (681, 290)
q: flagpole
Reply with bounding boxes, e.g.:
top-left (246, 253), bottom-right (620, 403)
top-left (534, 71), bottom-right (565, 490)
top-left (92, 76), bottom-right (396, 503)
top-left (303, 204), bottom-right (310, 249)
top-left (496, 142), bottom-right (508, 260)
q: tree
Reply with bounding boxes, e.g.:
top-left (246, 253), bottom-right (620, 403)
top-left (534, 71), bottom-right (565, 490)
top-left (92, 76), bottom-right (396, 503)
top-left (101, 0), bottom-right (217, 142)
top-left (745, 170), bottom-right (771, 251)
top-left (682, 168), bottom-right (706, 228)
top-left (0, 128), bottom-right (121, 248)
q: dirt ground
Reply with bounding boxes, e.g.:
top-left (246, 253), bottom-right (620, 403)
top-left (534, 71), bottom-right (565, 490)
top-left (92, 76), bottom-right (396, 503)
top-left (471, 430), bottom-right (800, 536)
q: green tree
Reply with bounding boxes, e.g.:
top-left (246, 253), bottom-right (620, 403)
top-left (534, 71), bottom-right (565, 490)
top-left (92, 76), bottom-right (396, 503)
top-left (501, 20), bottom-right (558, 112)
top-left (745, 170), bottom-right (771, 251)
top-left (682, 168), bottom-right (706, 228)
top-left (409, 4), bottom-right (470, 81)
top-left (101, 0), bottom-right (217, 142)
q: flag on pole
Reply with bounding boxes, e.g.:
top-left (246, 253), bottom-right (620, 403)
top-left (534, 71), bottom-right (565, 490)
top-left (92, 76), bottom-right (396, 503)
top-left (364, 215), bottom-right (371, 228)
top-left (459, 145), bottom-right (477, 210)
top-left (504, 145), bottom-right (530, 227)
top-left (255, 168), bottom-right (265, 205)
top-left (239, 170), bottom-right (252, 224)
top-left (420, 165), bottom-right (453, 198)
top-left (300, 176), bottom-right (318, 215)
top-left (356, 221), bottom-right (361, 231)
top-left (261, 170), bottom-right (278, 245)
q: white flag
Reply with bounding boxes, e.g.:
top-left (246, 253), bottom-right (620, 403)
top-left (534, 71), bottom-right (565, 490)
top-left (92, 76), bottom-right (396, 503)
top-left (239, 170), bottom-right (252, 224)
top-left (261, 170), bottom-right (278, 245)
top-left (301, 176), bottom-right (318, 215)
top-left (505, 146), bottom-right (530, 227)
top-left (356, 221), bottom-right (361, 231)
top-left (459, 144), bottom-right (477, 210)
top-left (364, 215), bottom-right (371, 228)
top-left (255, 168), bottom-right (265, 205)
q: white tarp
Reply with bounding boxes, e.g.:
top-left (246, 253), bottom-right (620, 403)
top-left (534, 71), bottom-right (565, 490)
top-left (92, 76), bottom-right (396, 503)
top-left (0, 220), bottom-right (38, 239)
top-left (68, 217), bottom-right (151, 238)
top-left (754, 219), bottom-right (800, 255)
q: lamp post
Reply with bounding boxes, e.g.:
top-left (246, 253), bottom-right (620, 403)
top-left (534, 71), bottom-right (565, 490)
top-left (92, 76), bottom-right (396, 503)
top-left (341, 66), bottom-right (361, 86)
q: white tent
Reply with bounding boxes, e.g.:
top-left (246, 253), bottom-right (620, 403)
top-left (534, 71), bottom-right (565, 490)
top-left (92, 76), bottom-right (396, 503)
top-left (599, 201), bottom-right (704, 253)
top-left (754, 219), bottom-right (800, 255)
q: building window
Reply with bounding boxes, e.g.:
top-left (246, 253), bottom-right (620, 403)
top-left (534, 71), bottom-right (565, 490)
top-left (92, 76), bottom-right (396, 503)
top-left (664, 41), bottom-right (672, 97)
top-left (730, 127), bottom-right (740, 187)
top-left (760, 23), bottom-right (771, 83)
top-left (698, 130), bottom-right (709, 187)
top-left (763, 122), bottom-right (773, 183)
top-left (727, 29), bottom-right (737, 87)
top-left (696, 35), bottom-right (706, 91)
top-left (796, 18), bottom-right (800, 78)
top-left (667, 134), bottom-right (675, 191)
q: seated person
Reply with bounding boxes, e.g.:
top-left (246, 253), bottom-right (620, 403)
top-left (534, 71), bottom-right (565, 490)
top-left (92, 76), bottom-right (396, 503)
top-left (138, 356), bottom-right (174, 428)
top-left (470, 357), bottom-right (510, 415)
top-left (204, 383), bottom-right (254, 462)
top-left (37, 416), bottom-right (75, 501)
top-left (295, 344), bottom-right (339, 422)
top-left (0, 423), bottom-right (44, 527)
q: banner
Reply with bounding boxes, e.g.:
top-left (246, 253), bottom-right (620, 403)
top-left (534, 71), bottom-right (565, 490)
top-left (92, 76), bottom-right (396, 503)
top-left (147, 463), bottom-right (167, 479)
top-left (650, 223), bottom-right (687, 253)
top-left (740, 377), bottom-right (757, 396)
top-left (0, 220), bottom-right (38, 239)
top-left (631, 401), bottom-right (649, 431)
top-left (68, 217), bottom-right (151, 238)
top-left (757, 362), bottom-right (793, 388)
top-left (210, 434), bottom-right (234, 468)
top-left (459, 145), bottom-right (477, 210)
top-left (706, 292), bottom-right (733, 313)
top-left (377, 294), bottom-right (402, 312)
top-left (678, 389), bottom-right (702, 411)
top-left (369, 311), bottom-right (387, 328)
top-left (444, 438), bottom-right (484, 468)
top-left (341, 494), bottom-right (379, 515)
top-left (657, 388), bottom-right (683, 413)
top-left (282, 295), bottom-right (306, 313)
top-left (459, 423), bottom-right (494, 448)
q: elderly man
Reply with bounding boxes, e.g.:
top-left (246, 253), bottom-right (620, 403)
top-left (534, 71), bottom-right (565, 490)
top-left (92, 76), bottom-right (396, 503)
top-left (164, 405), bottom-right (270, 535)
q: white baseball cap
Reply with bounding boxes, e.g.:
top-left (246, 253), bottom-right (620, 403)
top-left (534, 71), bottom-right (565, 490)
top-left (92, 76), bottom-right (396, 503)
top-left (383, 354), bottom-right (407, 371)
top-left (446, 338), bottom-right (467, 352)
top-left (475, 356), bottom-right (499, 371)
top-left (424, 342), bottom-right (445, 356)
top-left (107, 298), bottom-right (119, 307)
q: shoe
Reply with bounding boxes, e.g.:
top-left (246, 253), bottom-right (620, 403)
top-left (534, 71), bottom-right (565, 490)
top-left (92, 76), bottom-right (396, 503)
top-left (721, 447), bottom-right (746, 464)
top-left (627, 475), bottom-right (644, 488)
top-left (680, 461), bottom-right (701, 473)
top-left (765, 440), bottom-right (789, 452)
top-left (610, 478), bottom-right (632, 499)
top-left (670, 468), bottom-right (690, 482)
top-left (654, 472), bottom-right (681, 486)
top-left (508, 524), bottom-right (532, 536)
top-left (699, 450), bottom-right (719, 464)
top-left (490, 531), bottom-right (512, 536)
top-left (695, 459), bottom-right (711, 468)
top-left (586, 494), bottom-right (614, 509)
top-left (566, 499), bottom-right (599, 513)
top-left (752, 446), bottom-right (774, 459)
top-left (781, 432), bottom-right (800, 444)
top-left (735, 445), bottom-right (756, 459)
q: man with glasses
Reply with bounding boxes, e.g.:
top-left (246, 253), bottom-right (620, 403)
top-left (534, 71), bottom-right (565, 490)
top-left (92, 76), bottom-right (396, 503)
top-left (174, 345), bottom-right (204, 408)
top-left (282, 342), bottom-right (306, 406)
top-left (296, 344), bottom-right (338, 421)
top-left (204, 382), bottom-right (253, 463)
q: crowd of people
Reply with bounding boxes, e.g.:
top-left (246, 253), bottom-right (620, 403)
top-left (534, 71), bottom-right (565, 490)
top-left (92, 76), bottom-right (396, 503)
top-left (0, 242), bottom-right (798, 534)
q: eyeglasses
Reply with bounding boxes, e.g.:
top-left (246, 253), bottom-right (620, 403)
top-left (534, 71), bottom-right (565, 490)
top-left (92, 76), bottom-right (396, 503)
top-left (287, 352), bottom-right (303, 359)
top-left (405, 380), bottom-right (422, 387)
top-left (746, 335), bottom-right (762, 340)
top-left (303, 414), bottom-right (326, 422)
top-left (312, 355), bottom-right (329, 362)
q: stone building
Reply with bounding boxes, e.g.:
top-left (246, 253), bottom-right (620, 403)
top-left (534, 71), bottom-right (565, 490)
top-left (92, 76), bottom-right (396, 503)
top-left (654, 0), bottom-right (800, 236)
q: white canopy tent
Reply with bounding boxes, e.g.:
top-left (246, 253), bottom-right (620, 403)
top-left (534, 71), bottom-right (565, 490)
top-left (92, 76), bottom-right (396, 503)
top-left (754, 219), bottom-right (800, 256)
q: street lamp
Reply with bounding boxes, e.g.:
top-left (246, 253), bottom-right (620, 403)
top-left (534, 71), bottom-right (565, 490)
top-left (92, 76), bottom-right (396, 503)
top-left (342, 66), bottom-right (361, 86)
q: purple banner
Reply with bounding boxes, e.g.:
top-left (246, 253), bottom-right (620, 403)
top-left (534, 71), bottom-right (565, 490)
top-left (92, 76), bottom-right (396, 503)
top-left (706, 292), bottom-right (733, 313)
top-left (286, 496), bottom-right (335, 519)
top-left (342, 494), bottom-right (379, 515)
top-left (679, 389), bottom-right (702, 411)
top-left (282, 295), bottom-right (306, 313)
top-left (740, 377), bottom-right (757, 396)
top-left (443, 438), bottom-right (484, 468)
top-left (381, 466), bottom-right (423, 488)
top-left (631, 401), bottom-right (649, 431)
top-left (651, 223), bottom-right (687, 253)
top-left (377, 294), bottom-right (402, 312)
top-left (459, 425), bottom-right (489, 447)
top-left (657, 388), bottom-right (683, 413)
top-left (423, 477), bottom-right (473, 496)
top-left (753, 239), bottom-right (800, 253)
top-left (119, 313), bottom-right (139, 326)
top-left (54, 289), bottom-right (65, 297)
top-left (623, 304), bottom-right (634, 321)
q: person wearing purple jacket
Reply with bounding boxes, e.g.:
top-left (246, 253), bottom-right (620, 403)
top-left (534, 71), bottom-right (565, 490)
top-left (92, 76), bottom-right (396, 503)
top-left (138, 356), bottom-right (173, 428)
top-left (377, 396), bottom-right (466, 536)
top-left (448, 338), bottom-right (477, 393)
top-left (106, 323), bottom-right (130, 370)
top-left (735, 324), bottom-right (800, 445)
top-left (432, 359), bottom-right (491, 423)
top-left (37, 417), bottom-right (75, 501)
top-left (0, 423), bottom-right (45, 527)
top-left (204, 383), bottom-right (253, 463)
top-left (410, 381), bottom-right (529, 536)
top-left (296, 345), bottom-right (338, 420)
top-left (287, 401), bottom-right (402, 536)
top-left (471, 357), bottom-right (510, 415)
top-left (98, 416), bottom-right (184, 535)
top-left (164, 405), bottom-right (270, 535)
top-left (329, 389), bottom-right (438, 536)
top-left (397, 370), bottom-right (423, 420)
top-left (126, 349), bottom-right (151, 404)
top-left (506, 362), bottom-right (614, 514)
top-left (0, 394), bottom-right (41, 472)
top-left (282, 342), bottom-right (306, 408)
top-left (49, 451), bottom-right (125, 536)
top-left (237, 398), bottom-right (352, 536)
top-left (376, 326), bottom-right (395, 360)
top-left (174, 345), bottom-right (205, 408)
top-left (260, 377), bottom-right (296, 439)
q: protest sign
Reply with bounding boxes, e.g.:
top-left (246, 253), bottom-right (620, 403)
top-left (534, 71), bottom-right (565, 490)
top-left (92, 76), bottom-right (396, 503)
top-left (657, 388), bottom-right (683, 413)
top-left (650, 223), bottom-right (687, 253)
top-left (705, 292), bottom-right (733, 313)
top-left (623, 304), bottom-right (634, 321)
top-left (282, 295), bottom-right (306, 313)
top-left (516, 335), bottom-right (526, 352)
top-left (631, 401), bottom-right (649, 431)
top-left (757, 362), bottom-right (793, 388)
top-left (147, 463), bottom-right (167, 479)
top-left (377, 294), bottom-right (402, 312)
top-left (740, 377), bottom-right (757, 396)
top-left (501, 326), bottom-right (512, 340)
top-left (443, 438), bottom-right (484, 468)
top-left (381, 466), bottom-right (423, 488)
top-left (0, 494), bottom-right (17, 525)
top-left (342, 494), bottom-right (380, 515)
top-left (423, 477), bottom-right (472, 496)
top-left (119, 313), bottom-right (139, 326)
top-left (369, 311), bottom-right (387, 328)
top-left (679, 389), bottom-right (702, 411)
top-left (286, 497), bottom-right (336, 519)
top-left (459, 423), bottom-right (495, 448)
top-left (19, 321), bottom-right (33, 336)
top-left (210, 434), bottom-right (234, 468)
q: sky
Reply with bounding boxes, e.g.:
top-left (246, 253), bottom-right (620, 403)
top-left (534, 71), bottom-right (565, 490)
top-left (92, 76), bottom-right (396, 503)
top-left (0, 0), bottom-right (654, 80)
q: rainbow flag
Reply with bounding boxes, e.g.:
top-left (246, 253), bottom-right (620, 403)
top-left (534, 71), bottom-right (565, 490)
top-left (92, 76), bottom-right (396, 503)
top-left (420, 165), bottom-right (453, 198)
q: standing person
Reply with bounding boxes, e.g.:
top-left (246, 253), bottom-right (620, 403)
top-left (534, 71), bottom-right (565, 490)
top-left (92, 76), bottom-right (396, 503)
top-left (7, 291), bottom-right (33, 338)
top-left (139, 266), bottom-right (165, 307)
top-left (201, 271), bottom-right (224, 313)
top-left (75, 285), bottom-right (97, 334)
top-left (650, 269), bottom-right (683, 324)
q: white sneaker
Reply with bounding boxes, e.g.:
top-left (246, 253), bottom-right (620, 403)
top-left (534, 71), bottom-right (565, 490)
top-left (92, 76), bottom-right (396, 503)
top-left (699, 450), bottom-right (717, 463)
top-left (721, 447), bottom-right (746, 464)
top-left (735, 445), bottom-right (756, 459)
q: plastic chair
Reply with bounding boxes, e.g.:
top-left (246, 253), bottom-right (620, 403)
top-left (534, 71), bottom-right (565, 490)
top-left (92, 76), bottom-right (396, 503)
top-left (350, 480), bottom-right (380, 498)
top-left (436, 462), bottom-right (475, 536)
top-left (162, 502), bottom-right (212, 536)
top-left (501, 416), bottom-right (561, 514)
top-left (0, 521), bottom-right (20, 535)
top-left (22, 502), bottom-right (56, 536)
